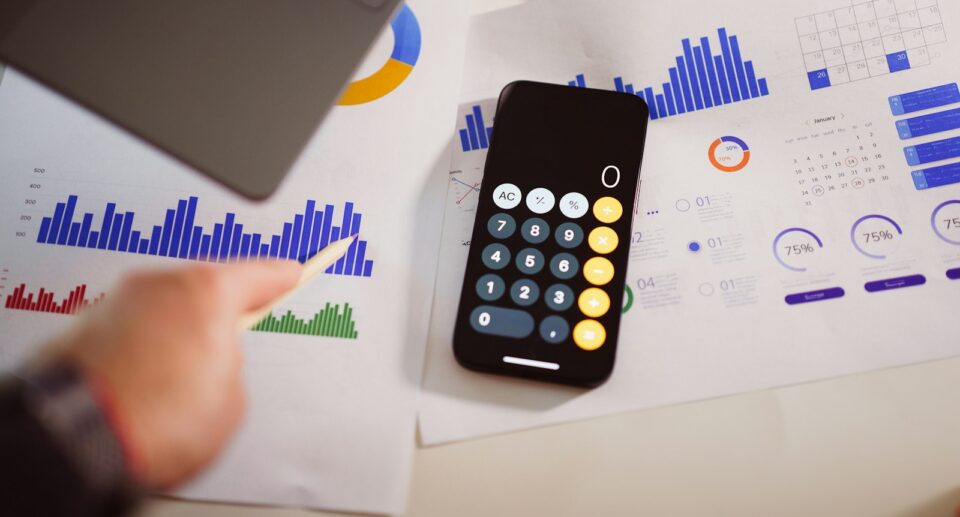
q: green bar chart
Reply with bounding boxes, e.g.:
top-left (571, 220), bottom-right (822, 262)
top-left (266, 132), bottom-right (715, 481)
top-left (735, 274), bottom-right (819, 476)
top-left (251, 304), bottom-right (359, 339)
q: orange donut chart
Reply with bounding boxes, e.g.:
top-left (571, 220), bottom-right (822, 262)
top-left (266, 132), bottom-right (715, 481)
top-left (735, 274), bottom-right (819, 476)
top-left (708, 135), bottom-right (750, 173)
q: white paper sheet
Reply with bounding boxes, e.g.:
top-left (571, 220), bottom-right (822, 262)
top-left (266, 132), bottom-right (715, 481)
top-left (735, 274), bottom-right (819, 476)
top-left (419, 0), bottom-right (960, 445)
top-left (0, 0), bottom-right (466, 512)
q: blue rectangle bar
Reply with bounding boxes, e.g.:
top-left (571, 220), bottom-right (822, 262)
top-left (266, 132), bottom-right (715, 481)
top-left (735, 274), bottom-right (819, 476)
top-left (138, 239), bottom-right (149, 254)
top-left (576, 74), bottom-right (585, 87)
top-left (328, 226), bottom-right (340, 273)
top-left (643, 87), bottom-right (657, 119)
top-left (744, 61), bottom-right (760, 98)
top-left (864, 274), bottom-right (925, 292)
top-left (279, 222), bottom-right (292, 258)
top-left (117, 212), bottom-right (134, 252)
top-left (486, 127), bottom-right (493, 142)
top-left (353, 240), bottom-right (367, 275)
top-left (682, 39), bottom-right (704, 110)
top-left (78, 213), bottom-right (93, 247)
top-left (189, 227), bottom-right (201, 259)
top-left (663, 83), bottom-right (677, 115)
top-left (48, 202), bottom-right (65, 244)
top-left (210, 223), bottom-right (223, 259)
top-left (158, 208), bottom-right (174, 255)
top-left (200, 234), bottom-right (211, 260)
top-left (289, 214), bottom-right (303, 260)
top-left (97, 203), bottom-right (116, 249)
top-left (896, 107), bottom-right (960, 139)
top-left (363, 260), bottom-right (373, 277)
top-left (309, 212), bottom-right (323, 257)
top-left (250, 233), bottom-right (261, 259)
top-left (320, 204), bottom-right (334, 250)
top-left (912, 162), bottom-right (960, 190)
top-left (107, 213), bottom-right (123, 251)
top-left (57, 195), bottom-right (77, 244)
top-left (784, 286), bottom-right (845, 305)
top-left (473, 105), bottom-right (488, 149)
top-left (220, 213), bottom-right (235, 260)
top-left (169, 199), bottom-right (187, 257)
top-left (240, 233), bottom-right (251, 260)
top-left (269, 235), bottom-right (280, 258)
top-left (614, 76), bottom-right (625, 93)
top-left (668, 67), bottom-right (686, 114)
top-left (229, 224), bottom-right (242, 258)
top-left (889, 83), bottom-right (960, 115)
top-left (730, 36), bottom-right (750, 99)
top-left (87, 231), bottom-right (99, 248)
top-left (904, 135), bottom-right (960, 165)
top-left (947, 267), bottom-right (960, 280)
top-left (300, 200), bottom-right (315, 260)
top-left (67, 222), bottom-right (81, 246)
top-left (718, 28), bottom-right (741, 101)
top-left (465, 114), bottom-right (479, 150)
top-left (886, 51), bottom-right (910, 73)
top-left (675, 57), bottom-right (695, 111)
top-left (758, 78), bottom-right (769, 96)
top-left (179, 197), bottom-right (197, 259)
top-left (655, 94), bottom-right (667, 118)
top-left (713, 56), bottom-right (731, 104)
top-left (259, 243), bottom-right (269, 258)
top-left (692, 46), bottom-right (712, 108)
top-left (149, 226), bottom-right (161, 255)
top-left (625, 83), bottom-right (634, 95)
top-left (458, 129), bottom-right (470, 152)
top-left (37, 217), bottom-right (51, 243)
top-left (127, 230), bottom-right (140, 252)
top-left (344, 238), bottom-right (358, 276)
top-left (701, 37), bottom-right (722, 106)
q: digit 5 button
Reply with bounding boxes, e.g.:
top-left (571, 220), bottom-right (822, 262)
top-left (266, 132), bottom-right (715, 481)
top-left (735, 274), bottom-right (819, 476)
top-left (593, 196), bottom-right (623, 223)
top-left (573, 319), bottom-right (606, 351)
top-left (578, 288), bottom-right (611, 318)
top-left (583, 256), bottom-right (615, 285)
top-left (588, 227), bottom-right (618, 254)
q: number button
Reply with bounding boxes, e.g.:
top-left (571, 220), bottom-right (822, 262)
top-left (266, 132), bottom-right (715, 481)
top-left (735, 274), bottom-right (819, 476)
top-left (481, 243), bottom-right (511, 270)
top-left (539, 315), bottom-right (570, 344)
top-left (510, 279), bottom-right (540, 306)
top-left (549, 253), bottom-right (579, 280)
top-left (573, 319), bottom-right (606, 351)
top-left (520, 218), bottom-right (550, 244)
top-left (492, 183), bottom-right (522, 209)
top-left (544, 283), bottom-right (574, 311)
top-left (525, 187), bottom-right (556, 214)
top-left (470, 305), bottom-right (535, 338)
top-left (475, 273), bottom-right (506, 301)
top-left (555, 222), bottom-right (584, 248)
top-left (588, 226), bottom-right (619, 254)
top-left (583, 256), bottom-right (615, 285)
top-left (593, 196), bottom-right (623, 223)
top-left (515, 248), bottom-right (545, 274)
top-left (577, 287), bottom-right (610, 318)
top-left (559, 192), bottom-right (588, 219)
top-left (487, 213), bottom-right (516, 239)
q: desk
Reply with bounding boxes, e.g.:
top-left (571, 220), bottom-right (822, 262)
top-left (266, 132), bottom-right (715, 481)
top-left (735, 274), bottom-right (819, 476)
top-left (142, 355), bottom-right (960, 517)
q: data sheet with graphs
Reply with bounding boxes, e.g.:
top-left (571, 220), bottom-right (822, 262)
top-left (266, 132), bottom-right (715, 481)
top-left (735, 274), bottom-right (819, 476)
top-left (0, 0), bottom-right (466, 513)
top-left (420, 0), bottom-right (960, 444)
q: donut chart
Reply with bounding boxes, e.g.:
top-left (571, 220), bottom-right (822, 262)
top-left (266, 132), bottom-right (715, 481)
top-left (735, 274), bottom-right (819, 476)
top-left (708, 135), bottom-right (751, 172)
top-left (338, 5), bottom-right (421, 106)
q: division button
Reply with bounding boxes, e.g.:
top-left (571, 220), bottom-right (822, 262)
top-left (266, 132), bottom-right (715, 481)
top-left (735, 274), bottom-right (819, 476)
top-left (526, 187), bottom-right (556, 214)
top-left (583, 256), bottom-right (615, 285)
top-left (481, 243), bottom-right (511, 270)
top-left (578, 287), bottom-right (611, 318)
top-left (470, 305), bottom-right (535, 339)
top-left (559, 192), bottom-right (589, 218)
top-left (476, 273), bottom-right (506, 301)
top-left (520, 217), bottom-right (550, 244)
top-left (492, 183), bottom-right (522, 210)
top-left (588, 226), bottom-right (619, 254)
top-left (539, 315), bottom-right (570, 344)
top-left (544, 283), bottom-right (574, 311)
top-left (510, 278), bottom-right (540, 306)
top-left (555, 222), bottom-right (584, 248)
top-left (549, 253), bottom-right (579, 280)
top-left (573, 319), bottom-right (606, 351)
top-left (515, 247), bottom-right (545, 275)
top-left (487, 213), bottom-right (516, 239)
top-left (593, 196), bottom-right (623, 223)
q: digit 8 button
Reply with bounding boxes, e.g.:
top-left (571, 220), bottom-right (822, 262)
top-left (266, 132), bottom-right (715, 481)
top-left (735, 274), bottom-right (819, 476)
top-left (593, 196), bottom-right (623, 224)
top-left (573, 319), bottom-right (606, 351)
top-left (520, 217), bottom-right (550, 244)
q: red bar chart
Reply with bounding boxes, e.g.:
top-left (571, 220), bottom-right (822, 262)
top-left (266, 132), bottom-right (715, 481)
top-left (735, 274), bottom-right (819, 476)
top-left (4, 282), bottom-right (105, 315)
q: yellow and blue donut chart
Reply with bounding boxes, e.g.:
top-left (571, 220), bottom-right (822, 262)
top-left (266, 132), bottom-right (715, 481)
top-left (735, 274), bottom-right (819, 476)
top-left (338, 5), bottom-right (421, 106)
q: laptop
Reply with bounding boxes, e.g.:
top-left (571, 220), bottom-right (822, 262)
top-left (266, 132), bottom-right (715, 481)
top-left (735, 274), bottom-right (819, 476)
top-left (0, 0), bottom-right (403, 199)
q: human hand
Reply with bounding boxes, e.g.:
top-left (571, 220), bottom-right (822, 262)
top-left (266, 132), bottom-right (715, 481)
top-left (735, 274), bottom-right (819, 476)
top-left (42, 261), bottom-right (301, 489)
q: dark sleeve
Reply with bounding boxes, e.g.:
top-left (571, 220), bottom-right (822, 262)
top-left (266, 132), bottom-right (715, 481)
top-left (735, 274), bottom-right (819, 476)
top-left (0, 362), bottom-right (142, 517)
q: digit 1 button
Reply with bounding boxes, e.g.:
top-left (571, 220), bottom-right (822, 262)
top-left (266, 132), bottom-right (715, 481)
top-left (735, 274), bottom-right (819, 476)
top-left (544, 283), bottom-right (574, 311)
top-left (492, 183), bottom-right (522, 210)
top-left (559, 192), bottom-right (588, 218)
top-left (554, 222), bottom-right (584, 249)
top-left (549, 253), bottom-right (579, 280)
top-left (588, 226), bottom-right (619, 254)
top-left (515, 248), bottom-right (545, 274)
top-left (481, 243), bottom-right (511, 270)
top-left (593, 196), bottom-right (623, 224)
top-left (583, 256), bottom-right (614, 285)
top-left (487, 213), bottom-right (516, 239)
top-left (577, 287), bottom-right (610, 318)
top-left (573, 319), bottom-right (606, 351)
top-left (539, 315), bottom-right (570, 344)
top-left (476, 274), bottom-right (506, 301)
top-left (520, 217), bottom-right (550, 244)
top-left (525, 187), bottom-right (556, 214)
top-left (510, 279), bottom-right (540, 306)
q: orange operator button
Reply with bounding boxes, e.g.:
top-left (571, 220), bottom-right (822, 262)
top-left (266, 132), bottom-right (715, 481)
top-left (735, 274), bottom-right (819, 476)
top-left (573, 319), bottom-right (606, 351)
top-left (592, 196), bottom-right (623, 224)
top-left (578, 288), bottom-right (611, 318)
top-left (583, 256), bottom-right (615, 286)
top-left (588, 226), bottom-right (618, 254)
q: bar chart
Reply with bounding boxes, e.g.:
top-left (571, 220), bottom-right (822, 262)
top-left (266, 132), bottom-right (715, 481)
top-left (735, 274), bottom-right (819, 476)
top-left (34, 196), bottom-right (374, 277)
top-left (4, 282), bottom-right (105, 314)
top-left (458, 105), bottom-right (494, 152)
top-left (251, 305), bottom-right (359, 339)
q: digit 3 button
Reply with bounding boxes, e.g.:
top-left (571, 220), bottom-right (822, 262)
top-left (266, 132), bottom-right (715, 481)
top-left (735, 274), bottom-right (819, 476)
top-left (577, 287), bottom-right (610, 318)
top-left (583, 256), bottom-right (615, 286)
top-left (573, 319), bottom-right (606, 351)
top-left (544, 283), bottom-right (574, 311)
top-left (588, 227), bottom-right (618, 254)
top-left (593, 196), bottom-right (623, 224)
top-left (539, 315), bottom-right (570, 344)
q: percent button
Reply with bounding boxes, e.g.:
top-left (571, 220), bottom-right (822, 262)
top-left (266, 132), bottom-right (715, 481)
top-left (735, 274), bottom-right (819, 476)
top-left (559, 192), bottom-right (588, 218)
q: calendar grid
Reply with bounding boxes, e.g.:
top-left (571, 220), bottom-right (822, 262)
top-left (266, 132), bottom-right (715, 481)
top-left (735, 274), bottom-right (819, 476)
top-left (796, 0), bottom-right (946, 91)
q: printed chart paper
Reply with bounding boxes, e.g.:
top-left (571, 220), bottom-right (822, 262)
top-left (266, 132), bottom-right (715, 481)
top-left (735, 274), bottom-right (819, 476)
top-left (0, 0), bottom-right (466, 512)
top-left (420, 0), bottom-right (960, 445)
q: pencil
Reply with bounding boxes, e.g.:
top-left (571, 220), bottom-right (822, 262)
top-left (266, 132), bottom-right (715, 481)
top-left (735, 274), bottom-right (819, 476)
top-left (237, 234), bottom-right (358, 330)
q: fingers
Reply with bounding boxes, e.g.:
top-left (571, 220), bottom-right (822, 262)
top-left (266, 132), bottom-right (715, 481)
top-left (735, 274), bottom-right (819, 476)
top-left (214, 260), bottom-right (303, 312)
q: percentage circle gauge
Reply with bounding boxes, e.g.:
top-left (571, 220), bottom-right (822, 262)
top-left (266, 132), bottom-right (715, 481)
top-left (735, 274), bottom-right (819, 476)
top-left (337, 5), bottom-right (421, 106)
top-left (931, 200), bottom-right (960, 245)
top-left (708, 136), bottom-right (751, 173)
top-left (773, 227), bottom-right (823, 272)
top-left (621, 284), bottom-right (634, 314)
top-left (850, 214), bottom-right (903, 259)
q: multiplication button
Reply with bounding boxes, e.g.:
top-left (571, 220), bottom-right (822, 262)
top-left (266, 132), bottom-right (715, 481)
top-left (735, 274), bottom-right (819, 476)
top-left (476, 274), bottom-right (505, 301)
top-left (492, 183), bottom-right (522, 209)
top-left (481, 243), bottom-right (511, 270)
top-left (549, 253), bottom-right (579, 280)
top-left (588, 227), bottom-right (618, 254)
top-left (520, 218), bottom-right (550, 244)
top-left (555, 222), bottom-right (584, 248)
top-left (515, 248), bottom-right (545, 274)
top-left (487, 213), bottom-right (516, 239)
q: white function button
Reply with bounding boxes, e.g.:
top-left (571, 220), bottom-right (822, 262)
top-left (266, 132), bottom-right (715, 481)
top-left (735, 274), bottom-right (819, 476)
top-left (559, 192), bottom-right (588, 219)
top-left (492, 183), bottom-right (522, 209)
top-left (525, 187), bottom-right (556, 214)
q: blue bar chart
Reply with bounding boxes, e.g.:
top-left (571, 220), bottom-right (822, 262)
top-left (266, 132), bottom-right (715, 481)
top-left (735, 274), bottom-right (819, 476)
top-left (458, 105), bottom-right (494, 152)
top-left (35, 196), bottom-right (374, 277)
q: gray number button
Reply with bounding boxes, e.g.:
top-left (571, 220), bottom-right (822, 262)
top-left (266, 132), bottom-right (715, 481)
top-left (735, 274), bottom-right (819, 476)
top-left (487, 213), bottom-right (516, 239)
top-left (539, 315), bottom-right (570, 344)
top-left (510, 279), bottom-right (540, 306)
top-left (482, 243), bottom-right (511, 270)
top-left (555, 222), bottom-right (584, 248)
top-left (476, 274), bottom-right (506, 301)
top-left (470, 305), bottom-right (535, 338)
top-left (520, 218), bottom-right (550, 244)
top-left (544, 283), bottom-right (574, 311)
top-left (515, 248), bottom-right (544, 274)
top-left (549, 253), bottom-right (579, 280)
